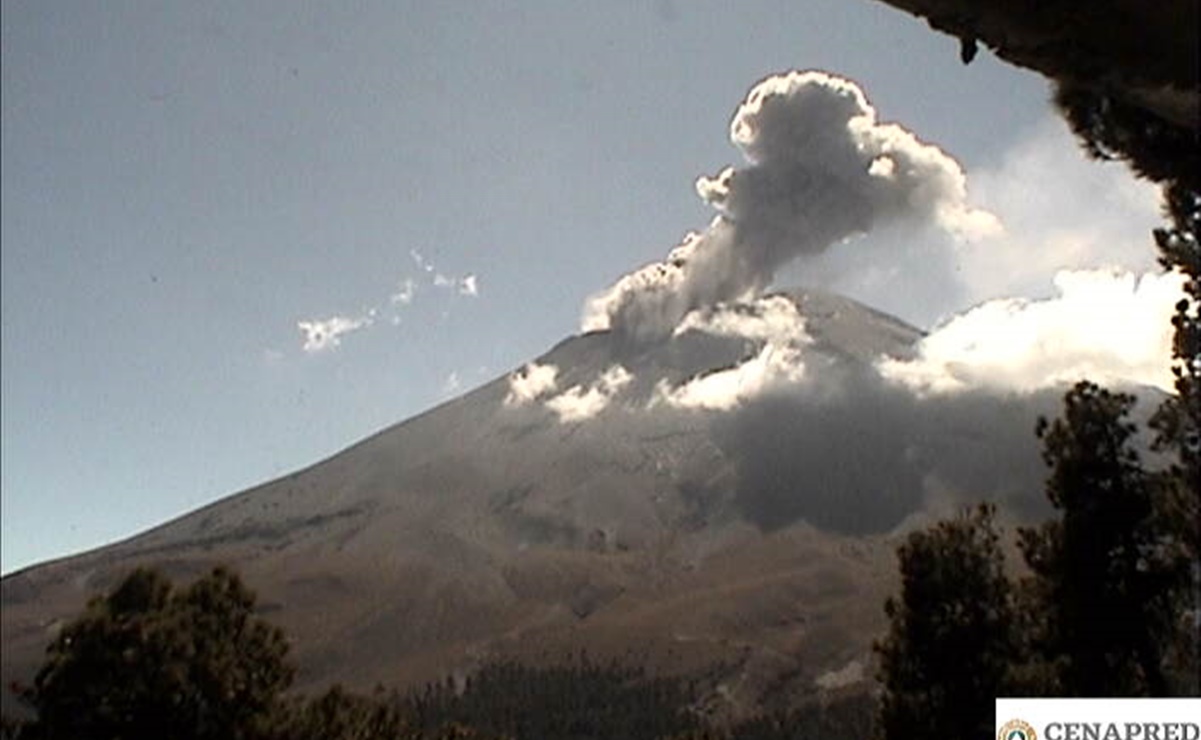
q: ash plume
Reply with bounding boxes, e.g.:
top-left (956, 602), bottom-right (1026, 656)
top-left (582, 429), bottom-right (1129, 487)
top-left (583, 70), bottom-right (997, 343)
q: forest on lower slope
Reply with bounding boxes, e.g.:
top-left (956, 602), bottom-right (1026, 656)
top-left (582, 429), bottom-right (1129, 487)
top-left (0, 565), bottom-right (872, 739)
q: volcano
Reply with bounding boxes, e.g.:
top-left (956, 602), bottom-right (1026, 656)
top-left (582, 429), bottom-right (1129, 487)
top-left (0, 289), bottom-right (1064, 718)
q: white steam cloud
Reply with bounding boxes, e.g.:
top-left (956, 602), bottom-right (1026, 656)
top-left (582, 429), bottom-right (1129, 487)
top-left (494, 70), bottom-right (1179, 429)
top-left (673, 294), bottom-right (809, 343)
top-left (878, 269), bottom-right (1184, 395)
top-left (504, 362), bottom-right (634, 422)
top-left (583, 70), bottom-right (997, 342)
top-left (959, 117), bottom-right (1162, 305)
top-left (504, 363), bottom-right (560, 407)
top-left (654, 343), bottom-right (808, 411)
top-left (545, 365), bottom-right (633, 423)
top-left (652, 295), bottom-right (813, 411)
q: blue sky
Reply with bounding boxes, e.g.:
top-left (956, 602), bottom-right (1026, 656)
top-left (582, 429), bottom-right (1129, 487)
top-left (1, 1), bottom-right (1165, 573)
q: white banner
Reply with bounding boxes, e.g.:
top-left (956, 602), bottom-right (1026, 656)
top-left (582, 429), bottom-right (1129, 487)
top-left (997, 698), bottom-right (1201, 740)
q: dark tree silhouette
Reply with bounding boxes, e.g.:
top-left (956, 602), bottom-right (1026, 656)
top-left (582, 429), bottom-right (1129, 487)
top-left (402, 655), bottom-right (701, 740)
top-left (267, 685), bottom-right (426, 740)
top-left (861, 5), bottom-right (1201, 733)
top-left (868, 0), bottom-right (1199, 131)
top-left (16, 566), bottom-right (293, 740)
top-left (1018, 382), bottom-right (1171, 696)
top-left (1148, 182), bottom-right (1201, 694)
top-left (874, 504), bottom-right (1016, 739)
top-left (1054, 86), bottom-right (1201, 194)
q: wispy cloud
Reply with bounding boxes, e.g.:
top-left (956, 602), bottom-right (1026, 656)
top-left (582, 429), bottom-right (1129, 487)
top-left (433, 272), bottom-right (479, 297)
top-left (297, 313), bottom-right (374, 353)
top-left (390, 277), bottom-right (417, 306)
top-left (411, 249), bottom-right (478, 296)
top-left (459, 274), bottom-right (479, 297)
top-left (294, 250), bottom-right (481, 354)
top-left (410, 248), bottom-right (435, 274)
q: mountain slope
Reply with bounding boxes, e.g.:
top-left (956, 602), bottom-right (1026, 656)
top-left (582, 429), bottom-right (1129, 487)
top-left (1, 289), bottom-right (1063, 718)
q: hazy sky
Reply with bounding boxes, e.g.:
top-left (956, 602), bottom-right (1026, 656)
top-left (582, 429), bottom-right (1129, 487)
top-left (1, 1), bottom-right (1165, 573)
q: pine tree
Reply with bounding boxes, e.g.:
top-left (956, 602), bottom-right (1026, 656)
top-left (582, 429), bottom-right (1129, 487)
top-left (1148, 182), bottom-right (1201, 694)
top-left (875, 504), bottom-right (1016, 739)
top-left (1017, 382), bottom-right (1170, 696)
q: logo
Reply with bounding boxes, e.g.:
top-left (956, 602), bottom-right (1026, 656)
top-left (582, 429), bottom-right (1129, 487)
top-left (998, 718), bottom-right (1038, 740)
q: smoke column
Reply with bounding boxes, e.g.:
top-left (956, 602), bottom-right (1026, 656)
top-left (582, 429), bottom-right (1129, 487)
top-left (583, 70), bottom-right (996, 343)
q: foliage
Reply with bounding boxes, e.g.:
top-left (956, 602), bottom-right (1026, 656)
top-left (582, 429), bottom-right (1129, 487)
top-left (1019, 382), bottom-right (1171, 696)
top-left (877, 378), bottom-right (1199, 734)
top-left (1054, 85), bottom-right (1200, 193)
top-left (267, 656), bottom-right (872, 740)
top-left (874, 504), bottom-right (1016, 739)
top-left (877, 20), bottom-right (1201, 726)
top-left (268, 685), bottom-right (415, 740)
top-left (15, 566), bottom-right (292, 740)
top-left (722, 694), bottom-right (875, 740)
top-left (263, 684), bottom-right (506, 740)
top-left (9, 566), bottom-right (881, 740)
top-left (1049, 19), bottom-right (1201, 697)
top-left (401, 655), bottom-right (702, 740)
top-left (1148, 181), bottom-right (1201, 694)
top-left (0, 715), bottom-right (24, 740)
top-left (1152, 183), bottom-right (1201, 500)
